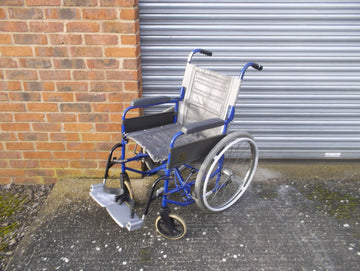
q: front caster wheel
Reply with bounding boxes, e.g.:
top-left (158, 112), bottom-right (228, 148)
top-left (155, 214), bottom-right (187, 240)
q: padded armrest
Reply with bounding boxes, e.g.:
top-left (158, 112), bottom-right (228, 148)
top-left (181, 118), bottom-right (225, 134)
top-left (131, 96), bottom-right (172, 107)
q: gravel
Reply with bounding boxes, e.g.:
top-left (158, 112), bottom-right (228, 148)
top-left (0, 183), bottom-right (53, 270)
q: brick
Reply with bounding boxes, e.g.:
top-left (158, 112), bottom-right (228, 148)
top-left (75, 93), bottom-right (106, 102)
top-left (8, 8), bottom-right (44, 19)
top-left (69, 47), bottom-right (102, 57)
top-left (36, 142), bottom-right (65, 151)
top-left (84, 34), bottom-right (118, 45)
top-left (57, 82), bottom-right (88, 92)
top-left (35, 47), bottom-right (68, 57)
top-left (18, 132), bottom-right (48, 141)
top-left (107, 70), bottom-right (138, 81)
top-left (0, 178), bottom-right (12, 185)
top-left (78, 113), bottom-right (109, 122)
top-left (73, 70), bottom-right (105, 81)
top-left (120, 0), bottom-right (138, 7)
top-left (0, 81), bottom-right (22, 91)
top-left (28, 103), bottom-right (58, 112)
top-left (0, 34), bottom-right (12, 44)
top-left (70, 160), bottom-right (97, 168)
top-left (87, 59), bottom-right (119, 69)
top-left (6, 142), bottom-right (34, 150)
top-left (60, 103), bottom-right (91, 112)
top-left (14, 34), bottom-right (47, 45)
top-left (105, 47), bottom-right (139, 57)
top-left (39, 70), bottom-right (71, 80)
top-left (56, 169), bottom-right (82, 177)
top-left (53, 151), bottom-right (81, 159)
top-left (50, 132), bottom-right (80, 141)
top-left (1, 0), bottom-right (23, 5)
top-left (82, 9), bottom-right (117, 20)
top-left (0, 133), bottom-right (16, 141)
top-left (49, 34), bottom-right (82, 45)
top-left (53, 58), bottom-right (85, 69)
top-left (24, 152), bottom-right (52, 159)
top-left (108, 92), bottom-right (138, 102)
top-left (81, 133), bottom-right (110, 141)
top-left (67, 142), bottom-right (95, 151)
top-left (120, 8), bottom-right (138, 20)
top-left (0, 103), bottom-right (26, 112)
top-left (0, 113), bottom-right (13, 122)
top-left (0, 9), bottom-right (5, 19)
top-left (29, 22), bottom-right (64, 32)
top-left (0, 92), bottom-right (8, 101)
top-left (10, 160), bottom-right (39, 168)
top-left (123, 57), bottom-right (141, 69)
top-left (0, 151), bottom-right (22, 159)
top-left (0, 21), bottom-right (28, 32)
top-left (83, 151), bottom-right (107, 160)
top-left (96, 123), bottom-right (122, 132)
top-left (102, 22), bottom-right (136, 34)
top-left (32, 123), bottom-right (61, 132)
top-left (121, 34), bottom-right (140, 45)
top-left (15, 113), bottom-right (45, 122)
top-left (45, 8), bottom-right (80, 19)
top-left (9, 92), bottom-right (41, 102)
top-left (27, 169), bottom-right (55, 176)
top-left (2, 123), bottom-right (30, 131)
top-left (47, 113), bottom-right (76, 122)
top-left (26, 0), bottom-right (61, 6)
top-left (24, 82), bottom-right (55, 91)
top-left (42, 92), bottom-right (74, 102)
top-left (0, 58), bottom-right (17, 68)
top-left (5, 70), bottom-right (37, 80)
top-left (0, 169), bottom-right (26, 177)
top-left (0, 46), bottom-right (33, 56)
top-left (40, 160), bottom-right (68, 168)
top-left (66, 22), bottom-right (99, 32)
top-left (64, 0), bottom-right (98, 6)
top-left (63, 123), bottom-right (93, 132)
top-left (19, 58), bottom-right (52, 68)
top-left (90, 82), bottom-right (122, 92)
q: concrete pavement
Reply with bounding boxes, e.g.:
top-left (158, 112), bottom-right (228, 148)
top-left (6, 169), bottom-right (360, 270)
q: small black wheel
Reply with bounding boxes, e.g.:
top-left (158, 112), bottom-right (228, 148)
top-left (155, 214), bottom-right (187, 240)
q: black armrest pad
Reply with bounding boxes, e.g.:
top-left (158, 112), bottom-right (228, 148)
top-left (131, 96), bottom-right (172, 107)
top-left (181, 118), bottom-right (224, 134)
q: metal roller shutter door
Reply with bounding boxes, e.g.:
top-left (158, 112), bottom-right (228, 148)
top-left (139, 0), bottom-right (360, 159)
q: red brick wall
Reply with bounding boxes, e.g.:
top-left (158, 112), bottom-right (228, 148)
top-left (0, 0), bottom-right (141, 184)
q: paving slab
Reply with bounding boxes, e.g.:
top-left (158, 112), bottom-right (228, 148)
top-left (6, 177), bottom-right (360, 270)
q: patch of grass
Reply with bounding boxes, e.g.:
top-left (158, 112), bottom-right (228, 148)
top-left (0, 192), bottom-right (27, 251)
top-left (299, 182), bottom-right (360, 221)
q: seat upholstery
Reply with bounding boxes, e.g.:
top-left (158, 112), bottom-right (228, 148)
top-left (126, 64), bottom-right (242, 162)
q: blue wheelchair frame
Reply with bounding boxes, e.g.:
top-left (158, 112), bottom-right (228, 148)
top-left (102, 49), bottom-right (261, 219)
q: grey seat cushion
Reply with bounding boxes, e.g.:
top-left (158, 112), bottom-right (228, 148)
top-left (126, 123), bottom-right (201, 162)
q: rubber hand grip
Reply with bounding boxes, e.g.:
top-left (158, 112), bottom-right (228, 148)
top-left (252, 63), bottom-right (263, 71)
top-left (200, 49), bottom-right (213, 56)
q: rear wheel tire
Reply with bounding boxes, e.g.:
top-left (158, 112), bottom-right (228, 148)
top-left (195, 132), bottom-right (258, 212)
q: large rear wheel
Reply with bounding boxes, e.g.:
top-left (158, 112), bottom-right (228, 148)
top-left (195, 132), bottom-right (258, 212)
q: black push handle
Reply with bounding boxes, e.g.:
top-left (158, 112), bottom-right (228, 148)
top-left (199, 49), bottom-right (213, 57)
top-left (251, 63), bottom-right (263, 71)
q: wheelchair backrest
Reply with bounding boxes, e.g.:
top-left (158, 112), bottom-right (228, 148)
top-left (178, 63), bottom-right (242, 136)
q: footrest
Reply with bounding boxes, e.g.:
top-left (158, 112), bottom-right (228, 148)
top-left (90, 183), bottom-right (143, 231)
top-left (106, 203), bottom-right (143, 231)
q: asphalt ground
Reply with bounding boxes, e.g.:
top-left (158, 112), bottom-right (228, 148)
top-left (5, 175), bottom-right (360, 270)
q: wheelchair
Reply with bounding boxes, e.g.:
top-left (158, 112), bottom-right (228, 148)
top-left (90, 49), bottom-right (263, 240)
